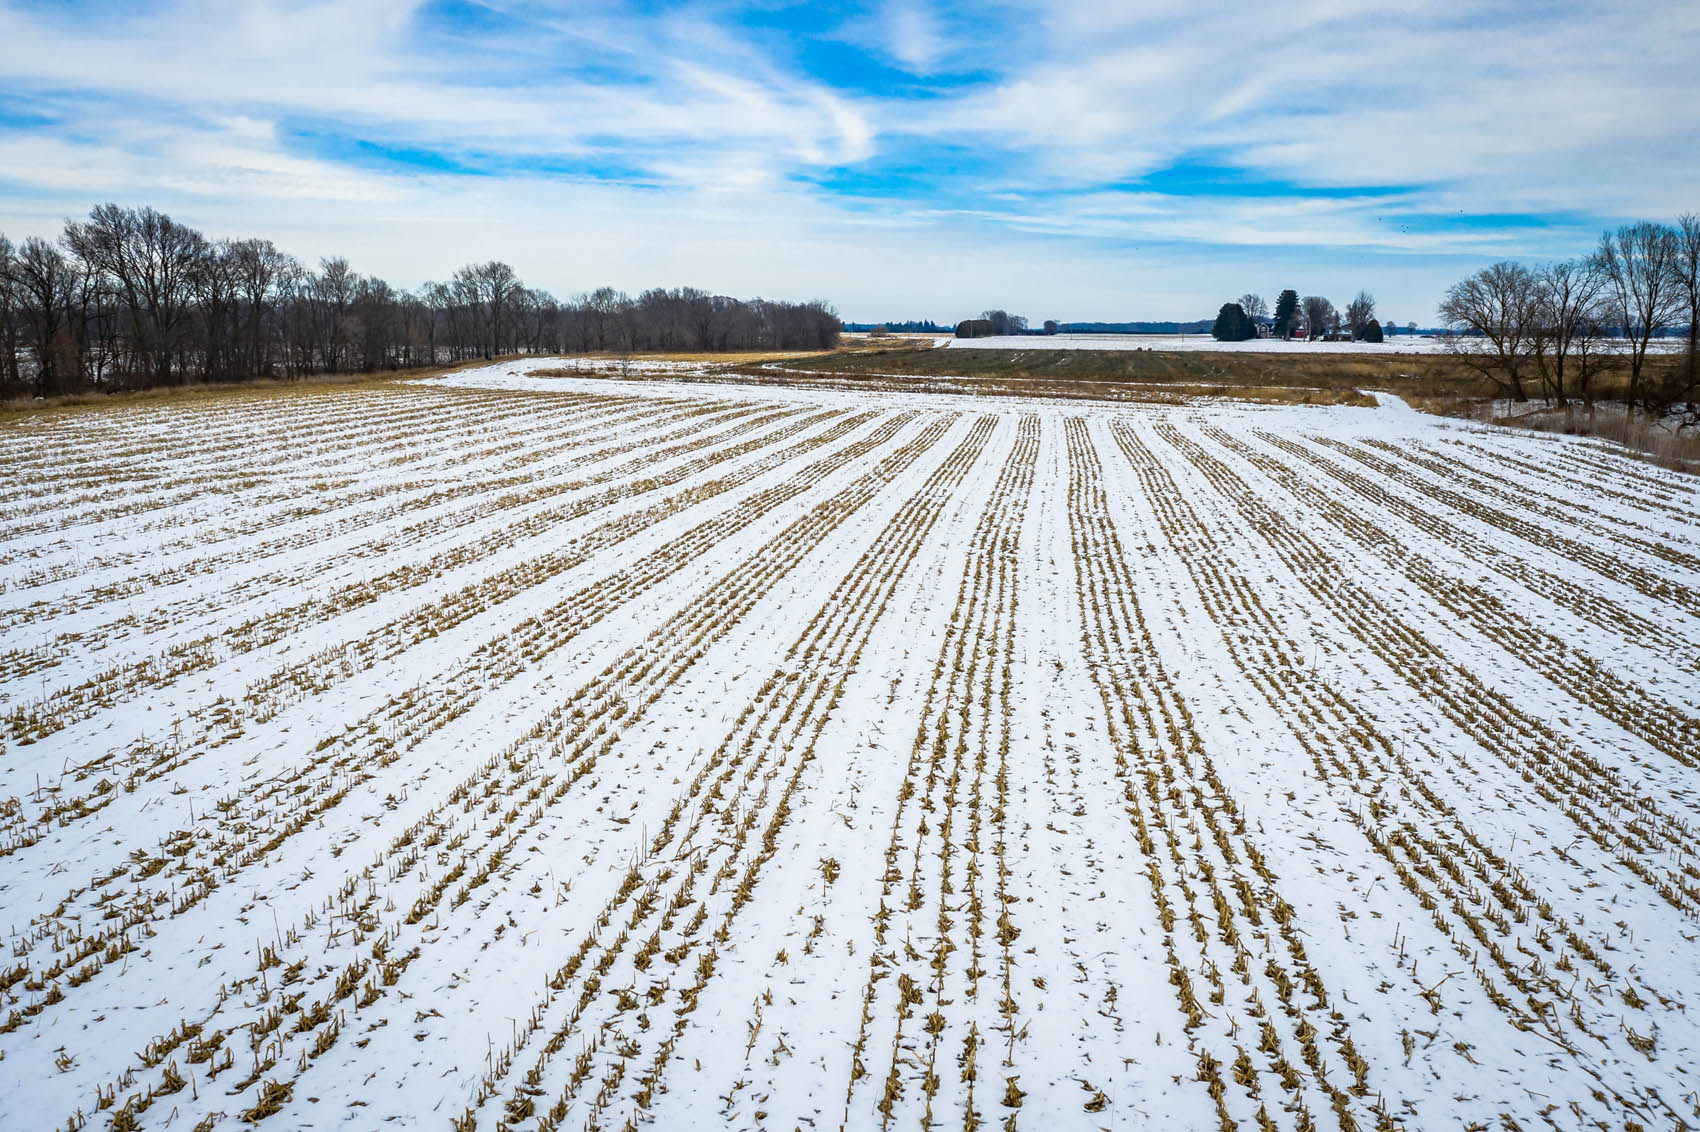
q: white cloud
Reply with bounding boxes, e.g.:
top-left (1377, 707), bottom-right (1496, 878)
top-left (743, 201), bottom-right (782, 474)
top-left (884, 1), bottom-right (942, 72)
top-left (0, 0), bottom-right (1695, 320)
top-left (918, 0), bottom-right (1700, 218)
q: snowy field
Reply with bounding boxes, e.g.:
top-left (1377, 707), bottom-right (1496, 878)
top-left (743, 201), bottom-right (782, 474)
top-left (3, 358), bottom-right (1699, 1132)
top-left (941, 332), bottom-right (1692, 354)
top-left (944, 333), bottom-right (1447, 353)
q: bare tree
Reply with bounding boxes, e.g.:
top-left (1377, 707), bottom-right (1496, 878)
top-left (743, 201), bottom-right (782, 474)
top-left (453, 261), bottom-right (522, 359)
top-left (585, 286), bottom-right (629, 352)
top-left (4, 198), bottom-right (843, 395)
top-left (3, 236), bottom-right (83, 395)
top-left (1594, 221), bottom-right (1681, 405)
top-left (677, 287), bottom-right (713, 351)
top-left (1669, 212), bottom-right (1700, 409)
top-left (1237, 293), bottom-right (1268, 324)
top-left (0, 236), bottom-right (19, 391)
top-left (312, 257), bottom-right (359, 373)
top-left (351, 275), bottom-right (399, 372)
top-left (1300, 295), bottom-right (1335, 341)
top-left (190, 240), bottom-right (244, 381)
top-left (1344, 291), bottom-right (1375, 339)
top-left (227, 238), bottom-right (297, 378)
top-left (420, 281), bottom-right (454, 365)
top-left (1438, 261), bottom-right (1542, 402)
top-left (1569, 302), bottom-right (1617, 414)
top-left (393, 290), bottom-right (432, 367)
top-left (65, 204), bottom-right (208, 385)
top-left (1531, 259), bottom-right (1608, 408)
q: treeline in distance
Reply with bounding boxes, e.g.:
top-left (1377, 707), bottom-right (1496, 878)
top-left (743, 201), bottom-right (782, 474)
top-left (0, 203), bottom-right (842, 398)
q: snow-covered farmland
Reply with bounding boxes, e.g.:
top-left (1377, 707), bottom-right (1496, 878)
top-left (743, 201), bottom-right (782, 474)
top-left (941, 332), bottom-right (1693, 354)
top-left (944, 332), bottom-right (1449, 353)
top-left (3, 360), bottom-right (1699, 1132)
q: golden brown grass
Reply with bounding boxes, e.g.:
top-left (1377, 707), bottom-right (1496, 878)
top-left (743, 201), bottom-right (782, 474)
top-left (722, 351), bottom-right (1379, 407)
top-left (536, 349), bottom-right (829, 367)
top-left (1491, 402), bottom-right (1700, 474)
top-left (0, 357), bottom-right (504, 422)
top-left (2, 373), bottom-right (395, 421)
top-left (775, 344), bottom-right (1488, 397)
top-left (770, 343), bottom-right (1692, 404)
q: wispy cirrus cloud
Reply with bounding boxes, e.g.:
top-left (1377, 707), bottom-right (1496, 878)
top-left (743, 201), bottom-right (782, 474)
top-left (0, 0), bottom-right (1694, 320)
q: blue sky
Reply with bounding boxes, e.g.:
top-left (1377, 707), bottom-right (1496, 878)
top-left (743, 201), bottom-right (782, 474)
top-left (0, 0), bottom-right (1696, 321)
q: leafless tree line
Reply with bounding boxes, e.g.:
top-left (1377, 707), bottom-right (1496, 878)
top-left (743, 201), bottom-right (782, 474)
top-left (1439, 216), bottom-right (1700, 411)
top-left (0, 203), bottom-right (841, 398)
top-left (1235, 290), bottom-right (1392, 341)
top-left (1294, 292), bottom-right (1380, 341)
top-left (979, 309), bottom-right (1029, 335)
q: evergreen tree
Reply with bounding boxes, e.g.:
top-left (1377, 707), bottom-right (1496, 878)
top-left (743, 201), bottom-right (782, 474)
top-left (1211, 302), bottom-right (1255, 342)
top-left (1362, 318), bottom-right (1384, 343)
top-left (1272, 289), bottom-right (1300, 339)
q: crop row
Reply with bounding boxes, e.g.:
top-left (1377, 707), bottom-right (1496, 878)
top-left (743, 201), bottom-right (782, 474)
top-left (0, 396), bottom-right (767, 680)
top-left (1065, 418), bottom-right (1389, 1132)
top-left (1109, 418), bottom-right (1681, 1128)
top-left (1239, 428), bottom-right (1700, 678)
top-left (2, 401), bottom-right (861, 862)
top-left (1311, 436), bottom-right (1700, 620)
top-left (25, 411), bottom-right (975, 1130)
top-left (456, 414), bottom-right (1000, 1132)
top-left (841, 414), bottom-right (1038, 1130)
top-left (0, 405), bottom-right (916, 1014)
top-left (1148, 421), bottom-right (1699, 917)
top-left (2, 401), bottom-right (825, 743)
top-left (0, 387), bottom-right (554, 552)
top-left (1425, 435), bottom-right (1700, 552)
top-left (1206, 424), bottom-right (1700, 759)
top-left (0, 389), bottom-right (692, 605)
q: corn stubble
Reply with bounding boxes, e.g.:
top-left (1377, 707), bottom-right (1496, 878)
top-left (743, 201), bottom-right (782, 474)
top-left (3, 360), bottom-right (1697, 1132)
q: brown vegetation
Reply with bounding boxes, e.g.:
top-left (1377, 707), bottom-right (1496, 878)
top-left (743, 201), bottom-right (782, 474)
top-left (759, 341), bottom-right (1696, 409)
top-left (1490, 401), bottom-right (1700, 473)
top-left (0, 356), bottom-right (505, 420)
